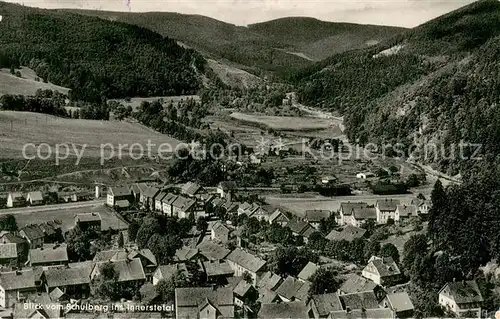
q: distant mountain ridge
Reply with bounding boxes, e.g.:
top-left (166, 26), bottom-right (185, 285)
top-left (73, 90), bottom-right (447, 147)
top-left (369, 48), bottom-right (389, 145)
top-left (294, 0), bottom-right (500, 175)
top-left (65, 9), bottom-right (406, 76)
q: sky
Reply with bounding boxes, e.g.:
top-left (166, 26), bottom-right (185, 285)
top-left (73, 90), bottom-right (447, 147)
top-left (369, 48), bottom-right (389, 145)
top-left (4, 0), bottom-right (477, 27)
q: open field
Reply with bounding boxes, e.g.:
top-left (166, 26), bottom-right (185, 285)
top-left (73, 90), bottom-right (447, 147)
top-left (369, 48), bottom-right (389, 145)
top-left (0, 111), bottom-right (182, 158)
top-left (1, 203), bottom-right (128, 232)
top-left (230, 112), bottom-right (341, 132)
top-left (109, 95), bottom-right (200, 111)
top-left (0, 67), bottom-right (70, 96)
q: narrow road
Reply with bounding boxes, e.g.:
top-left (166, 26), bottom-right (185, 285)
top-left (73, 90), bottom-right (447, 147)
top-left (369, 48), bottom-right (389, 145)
top-left (0, 199), bottom-right (106, 215)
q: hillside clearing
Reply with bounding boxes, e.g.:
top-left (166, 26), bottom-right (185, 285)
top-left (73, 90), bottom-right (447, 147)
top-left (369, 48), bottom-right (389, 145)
top-left (0, 111), bottom-right (182, 158)
top-left (0, 67), bottom-right (70, 96)
top-left (229, 112), bottom-right (338, 131)
top-left (109, 95), bottom-right (201, 111)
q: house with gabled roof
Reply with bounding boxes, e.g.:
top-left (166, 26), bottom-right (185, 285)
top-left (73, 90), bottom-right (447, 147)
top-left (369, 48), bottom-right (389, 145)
top-left (26, 191), bottom-right (44, 206)
top-left (161, 193), bottom-right (178, 216)
top-left (304, 210), bottom-right (333, 229)
top-left (217, 181), bottom-right (237, 201)
top-left (347, 206), bottom-right (377, 228)
top-left (202, 260), bottom-right (235, 284)
top-left (0, 243), bottom-right (17, 265)
top-left (339, 273), bottom-right (381, 297)
top-left (130, 182), bottom-right (147, 202)
top-left (376, 199), bottom-right (401, 224)
top-left (42, 266), bottom-right (90, 298)
top-left (257, 271), bottom-right (283, 292)
top-left (286, 218), bottom-right (316, 243)
top-left (154, 191), bottom-right (168, 212)
top-left (6, 192), bottom-right (24, 208)
top-left (339, 291), bottom-right (380, 310)
top-left (326, 225), bottom-right (366, 242)
top-left (141, 186), bottom-right (160, 210)
top-left (75, 212), bottom-right (102, 232)
top-left (175, 287), bottom-right (234, 319)
top-left (339, 202), bottom-right (368, 226)
top-left (395, 204), bottom-right (418, 224)
top-left (259, 301), bottom-right (308, 319)
top-left (438, 280), bottom-right (483, 317)
top-left (226, 248), bottom-right (266, 285)
top-left (181, 182), bottom-right (205, 199)
top-left (298, 261), bottom-right (319, 282)
top-left (0, 269), bottom-right (36, 307)
top-left (382, 291), bottom-right (414, 318)
top-left (362, 256), bottom-right (401, 286)
top-left (28, 244), bottom-right (68, 267)
top-left (174, 247), bottom-right (200, 263)
top-left (276, 276), bottom-right (311, 303)
top-left (328, 308), bottom-right (394, 319)
top-left (20, 224), bottom-right (45, 249)
top-left (128, 249), bottom-right (157, 278)
top-left (172, 195), bottom-right (197, 219)
top-left (211, 221), bottom-right (232, 244)
top-left (232, 277), bottom-right (258, 308)
top-left (152, 263), bottom-right (189, 286)
top-left (91, 258), bottom-right (146, 284)
top-left (107, 186), bottom-right (132, 207)
top-left (222, 201), bottom-right (239, 214)
top-left (307, 293), bottom-right (343, 318)
top-left (269, 208), bottom-right (290, 226)
top-left (197, 241), bottom-right (230, 261)
top-left (411, 197), bottom-right (431, 215)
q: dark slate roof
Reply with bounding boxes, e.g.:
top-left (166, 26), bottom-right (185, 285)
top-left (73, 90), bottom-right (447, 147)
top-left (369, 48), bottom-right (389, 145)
top-left (128, 249), bottom-right (157, 266)
top-left (340, 202), bottom-right (368, 216)
top-left (0, 269), bottom-right (36, 291)
top-left (339, 274), bottom-right (378, 294)
top-left (367, 256), bottom-right (401, 277)
top-left (305, 210), bottom-right (332, 222)
top-left (258, 302), bottom-right (308, 319)
top-left (108, 186), bottom-right (131, 197)
top-left (339, 291), bottom-right (380, 310)
top-left (297, 262), bottom-right (319, 282)
top-left (143, 186), bottom-right (160, 198)
top-left (329, 308), bottom-right (394, 319)
top-left (233, 279), bottom-right (254, 297)
top-left (309, 293), bottom-right (343, 316)
top-left (21, 224), bottom-right (44, 241)
top-left (326, 225), bottom-right (367, 242)
top-left (257, 272), bottom-right (282, 291)
top-left (352, 206), bottom-right (377, 220)
top-left (376, 199), bottom-right (401, 211)
top-left (275, 276), bottom-right (310, 301)
top-left (440, 280), bottom-right (484, 304)
top-left (44, 267), bottom-right (90, 288)
top-left (386, 292), bottom-right (414, 312)
top-left (226, 248), bottom-right (266, 273)
top-left (29, 244), bottom-right (68, 265)
top-left (197, 241), bottom-right (231, 261)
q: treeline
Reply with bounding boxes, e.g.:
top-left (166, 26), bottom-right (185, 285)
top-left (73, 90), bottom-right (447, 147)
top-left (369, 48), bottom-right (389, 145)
top-left (0, 89), bottom-right (110, 120)
top-left (0, 2), bottom-right (205, 102)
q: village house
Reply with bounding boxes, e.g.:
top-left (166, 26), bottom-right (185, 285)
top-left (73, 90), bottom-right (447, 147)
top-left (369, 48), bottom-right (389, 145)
top-left (19, 224), bottom-right (45, 249)
top-left (6, 192), bottom-right (24, 208)
top-left (238, 202), bottom-right (257, 216)
top-left (211, 221), bottom-right (232, 243)
top-left (376, 199), bottom-right (401, 224)
top-left (222, 201), bottom-right (240, 215)
top-left (259, 302), bottom-right (308, 319)
top-left (269, 209), bottom-right (290, 226)
top-left (106, 186), bottom-right (132, 207)
top-left (202, 260), bottom-right (235, 284)
top-left (252, 206), bottom-right (273, 221)
top-left (130, 182), bottom-right (147, 202)
top-left (339, 273), bottom-right (382, 298)
top-left (91, 258), bottom-right (146, 285)
top-left (217, 181), bottom-right (237, 201)
top-left (175, 287), bottom-right (234, 319)
top-left (26, 191), bottom-right (44, 206)
top-left (141, 186), bottom-right (160, 210)
top-left (0, 233), bottom-right (27, 260)
top-left (438, 280), bottom-right (483, 317)
top-left (75, 212), bottom-right (102, 232)
top-left (411, 198), bottom-right (431, 216)
top-left (382, 291), bottom-right (414, 318)
top-left (127, 249), bottom-right (158, 279)
top-left (172, 195), bottom-right (197, 219)
top-left (39, 220), bottom-right (62, 243)
top-left (347, 206), bottom-right (377, 228)
top-left (307, 293), bottom-right (343, 319)
top-left (356, 172), bottom-right (376, 179)
top-left (232, 278), bottom-right (258, 309)
top-left (42, 267), bottom-right (91, 298)
top-left (297, 262), bottom-right (319, 282)
top-left (0, 269), bottom-right (36, 308)
top-left (181, 182), bottom-right (205, 199)
top-left (328, 308), bottom-right (394, 319)
top-left (154, 191), bottom-right (168, 212)
top-left (395, 205), bottom-right (418, 224)
top-left (27, 244), bottom-right (69, 267)
top-left (257, 272), bottom-right (283, 292)
top-left (0, 243), bottom-right (17, 265)
top-left (326, 225), bottom-right (367, 242)
top-left (304, 210), bottom-right (333, 229)
top-left (161, 193), bottom-right (178, 216)
top-left (286, 219), bottom-right (316, 243)
top-left (174, 247), bottom-right (200, 263)
top-left (362, 256), bottom-right (401, 286)
top-left (197, 241), bottom-right (231, 261)
top-left (226, 248), bottom-right (266, 285)
top-left (275, 276), bottom-right (311, 303)
top-left (152, 263), bottom-right (189, 286)
top-left (339, 291), bottom-right (380, 310)
top-left (339, 202), bottom-right (368, 226)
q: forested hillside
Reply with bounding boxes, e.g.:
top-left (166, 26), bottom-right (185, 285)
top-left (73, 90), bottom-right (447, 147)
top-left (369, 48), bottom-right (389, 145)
top-left (294, 0), bottom-right (500, 175)
top-left (0, 2), bottom-right (205, 102)
top-left (69, 10), bottom-right (405, 76)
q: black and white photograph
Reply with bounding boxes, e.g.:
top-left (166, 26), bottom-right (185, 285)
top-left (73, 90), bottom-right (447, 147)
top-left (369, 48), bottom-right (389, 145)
top-left (0, 0), bottom-right (499, 318)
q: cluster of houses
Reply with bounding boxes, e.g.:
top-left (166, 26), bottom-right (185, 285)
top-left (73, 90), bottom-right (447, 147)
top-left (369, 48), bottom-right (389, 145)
top-left (2, 189), bottom-right (95, 209)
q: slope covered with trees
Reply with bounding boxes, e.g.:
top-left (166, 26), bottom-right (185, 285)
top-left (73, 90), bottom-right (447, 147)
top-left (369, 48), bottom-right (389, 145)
top-left (294, 0), bottom-right (500, 175)
top-left (0, 2), bottom-right (205, 102)
top-left (69, 9), bottom-right (405, 76)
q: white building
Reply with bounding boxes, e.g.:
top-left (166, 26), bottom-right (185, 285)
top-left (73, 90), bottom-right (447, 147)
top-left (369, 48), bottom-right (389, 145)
top-left (438, 281), bottom-right (483, 318)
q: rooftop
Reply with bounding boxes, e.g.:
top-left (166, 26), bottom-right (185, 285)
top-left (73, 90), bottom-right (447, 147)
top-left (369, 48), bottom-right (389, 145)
top-left (258, 302), bottom-right (308, 319)
top-left (440, 280), bottom-right (484, 304)
top-left (0, 269), bottom-right (36, 290)
top-left (44, 267), bottom-right (91, 288)
top-left (29, 244), bottom-right (68, 265)
top-left (108, 186), bottom-right (131, 197)
top-left (226, 248), bottom-right (266, 273)
top-left (376, 199), bottom-right (401, 211)
top-left (326, 225), bottom-right (367, 242)
top-left (297, 261), bottom-right (319, 282)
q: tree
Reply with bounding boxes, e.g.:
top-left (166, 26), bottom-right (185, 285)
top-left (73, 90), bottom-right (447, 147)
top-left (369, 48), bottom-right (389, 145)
top-left (65, 226), bottom-right (95, 261)
top-left (268, 246), bottom-right (318, 277)
top-left (243, 271), bottom-right (253, 284)
top-left (196, 217), bottom-right (208, 233)
top-left (364, 240), bottom-right (381, 261)
top-left (128, 221), bottom-right (139, 242)
top-left (155, 270), bottom-right (189, 302)
top-left (91, 262), bottom-right (121, 300)
top-left (402, 234), bottom-right (428, 274)
top-left (380, 243), bottom-right (400, 263)
top-left (307, 232), bottom-right (327, 251)
top-left (308, 268), bottom-right (341, 295)
top-left (0, 215), bottom-right (17, 231)
top-left (117, 232), bottom-right (124, 248)
top-left (428, 180), bottom-right (446, 245)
